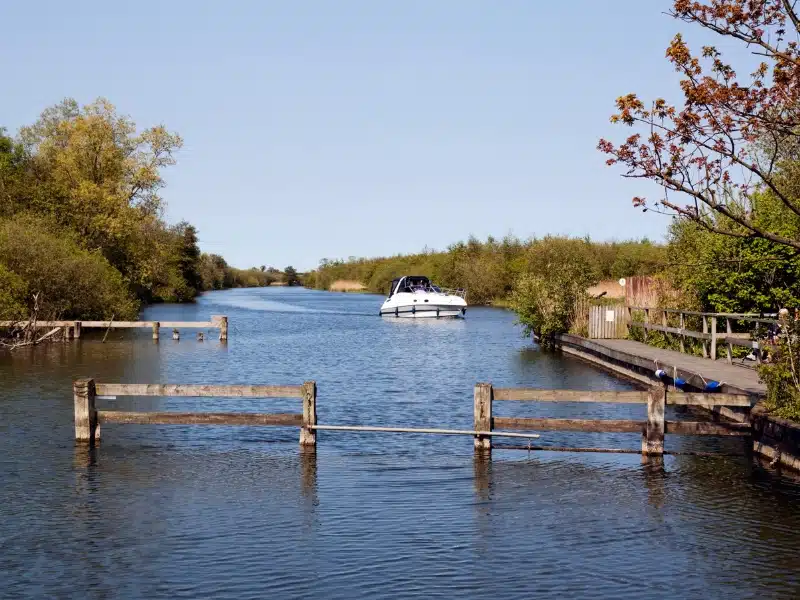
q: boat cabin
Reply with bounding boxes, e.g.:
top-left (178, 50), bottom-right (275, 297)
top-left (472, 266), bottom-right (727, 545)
top-left (387, 276), bottom-right (436, 297)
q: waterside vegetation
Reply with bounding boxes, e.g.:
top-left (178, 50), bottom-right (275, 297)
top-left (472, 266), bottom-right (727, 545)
top-left (0, 98), bottom-right (294, 325)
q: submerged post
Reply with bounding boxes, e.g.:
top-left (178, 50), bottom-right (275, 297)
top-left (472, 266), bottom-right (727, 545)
top-left (73, 378), bottom-right (99, 444)
top-left (213, 315), bottom-right (228, 341)
top-left (642, 386), bottom-right (665, 456)
top-left (300, 381), bottom-right (317, 446)
top-left (474, 383), bottom-right (493, 451)
top-left (152, 321), bottom-right (160, 341)
top-left (73, 321), bottom-right (82, 339)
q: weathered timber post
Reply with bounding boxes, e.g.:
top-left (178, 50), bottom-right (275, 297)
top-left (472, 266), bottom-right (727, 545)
top-left (213, 315), bottom-right (228, 341)
top-left (73, 321), bottom-right (82, 339)
top-left (152, 321), bottom-right (160, 341)
top-left (710, 316), bottom-right (718, 360)
top-left (642, 386), bottom-right (665, 455)
top-left (300, 381), bottom-right (317, 446)
top-left (679, 312), bottom-right (685, 353)
top-left (73, 378), bottom-right (99, 444)
top-left (172, 329), bottom-right (180, 340)
top-left (625, 305), bottom-right (632, 337)
top-left (643, 308), bottom-right (650, 342)
top-left (474, 383), bottom-right (493, 451)
top-left (701, 315), bottom-right (708, 358)
top-left (662, 310), bottom-right (667, 329)
top-left (726, 318), bottom-right (733, 364)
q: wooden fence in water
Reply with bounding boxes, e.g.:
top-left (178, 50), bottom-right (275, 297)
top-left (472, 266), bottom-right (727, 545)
top-left (3, 315), bottom-right (228, 341)
top-left (75, 379), bottom-right (755, 456)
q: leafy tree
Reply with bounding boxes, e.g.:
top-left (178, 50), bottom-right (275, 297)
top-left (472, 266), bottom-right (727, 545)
top-left (284, 266), bottom-right (300, 286)
top-left (600, 0), bottom-right (800, 250)
top-left (174, 222), bottom-right (202, 297)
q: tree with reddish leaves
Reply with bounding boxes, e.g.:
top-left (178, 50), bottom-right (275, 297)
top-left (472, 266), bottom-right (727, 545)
top-left (599, 0), bottom-right (800, 250)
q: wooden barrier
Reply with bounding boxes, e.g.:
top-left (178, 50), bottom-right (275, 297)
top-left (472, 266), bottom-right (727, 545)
top-left (2, 315), bottom-right (228, 341)
top-left (478, 384), bottom-right (753, 456)
top-left (73, 378), bottom-right (315, 446)
top-left (626, 306), bottom-right (775, 364)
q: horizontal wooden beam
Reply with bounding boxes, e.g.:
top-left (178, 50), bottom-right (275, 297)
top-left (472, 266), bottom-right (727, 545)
top-left (493, 417), bottom-right (751, 436)
top-left (666, 393), bottom-right (753, 407)
top-left (665, 421), bottom-right (750, 436)
top-left (80, 321), bottom-right (217, 328)
top-left (98, 411), bottom-right (302, 426)
top-left (492, 389), bottom-right (751, 407)
top-left (95, 383), bottom-right (304, 398)
top-left (493, 389), bottom-right (649, 403)
top-left (493, 417), bottom-right (645, 433)
top-left (0, 320), bottom-right (219, 329)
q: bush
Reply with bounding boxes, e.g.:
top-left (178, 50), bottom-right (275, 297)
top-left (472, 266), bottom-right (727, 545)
top-left (0, 264), bottom-right (27, 319)
top-left (0, 214), bottom-right (139, 320)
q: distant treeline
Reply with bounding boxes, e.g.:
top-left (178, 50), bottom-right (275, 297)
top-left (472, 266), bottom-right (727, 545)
top-left (0, 98), bottom-right (292, 322)
top-left (304, 236), bottom-right (666, 304)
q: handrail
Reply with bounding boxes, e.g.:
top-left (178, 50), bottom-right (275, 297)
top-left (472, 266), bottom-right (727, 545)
top-left (626, 306), bottom-right (778, 321)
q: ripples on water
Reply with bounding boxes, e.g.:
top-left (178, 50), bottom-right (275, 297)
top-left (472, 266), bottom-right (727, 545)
top-left (2, 287), bottom-right (800, 599)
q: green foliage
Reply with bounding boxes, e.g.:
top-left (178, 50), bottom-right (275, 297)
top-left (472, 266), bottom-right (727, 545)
top-left (284, 266), bottom-right (301, 286)
top-left (666, 192), bottom-right (800, 315)
top-left (308, 235), bottom-right (665, 305)
top-left (0, 263), bottom-right (27, 319)
top-left (509, 243), bottom-right (598, 347)
top-left (0, 214), bottom-right (139, 319)
top-left (0, 98), bottom-right (281, 326)
top-left (759, 317), bottom-right (800, 420)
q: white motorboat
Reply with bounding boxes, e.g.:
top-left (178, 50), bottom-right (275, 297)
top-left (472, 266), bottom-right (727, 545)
top-left (380, 275), bottom-right (467, 318)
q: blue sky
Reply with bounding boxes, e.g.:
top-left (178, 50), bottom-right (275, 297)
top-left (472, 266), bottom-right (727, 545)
top-left (2, 1), bottom-right (713, 270)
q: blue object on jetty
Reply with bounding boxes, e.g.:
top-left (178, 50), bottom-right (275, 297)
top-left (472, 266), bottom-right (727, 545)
top-left (655, 369), bottom-right (667, 379)
top-left (674, 377), bottom-right (687, 388)
top-left (704, 380), bottom-right (722, 392)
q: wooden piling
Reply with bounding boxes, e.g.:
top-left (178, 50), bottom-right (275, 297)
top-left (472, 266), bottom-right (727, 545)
top-left (474, 383), bottom-right (493, 451)
top-left (172, 329), bottom-right (180, 340)
top-left (300, 381), bottom-right (317, 446)
top-left (152, 321), bottom-right (160, 340)
top-left (214, 315), bottom-right (228, 341)
top-left (73, 378), bottom-right (99, 444)
top-left (642, 387), bottom-right (665, 455)
top-left (74, 321), bottom-right (82, 339)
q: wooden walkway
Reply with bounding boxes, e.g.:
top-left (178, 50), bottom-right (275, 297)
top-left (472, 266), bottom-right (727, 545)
top-left (557, 334), bottom-right (766, 397)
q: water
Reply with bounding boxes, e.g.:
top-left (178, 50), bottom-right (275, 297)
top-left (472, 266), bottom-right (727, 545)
top-left (2, 287), bottom-right (800, 599)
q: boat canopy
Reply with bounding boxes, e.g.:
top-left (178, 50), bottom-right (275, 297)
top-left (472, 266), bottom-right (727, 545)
top-left (388, 276), bottom-right (432, 297)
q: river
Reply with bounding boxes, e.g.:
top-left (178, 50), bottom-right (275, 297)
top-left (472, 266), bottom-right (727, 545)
top-left (2, 287), bottom-right (800, 599)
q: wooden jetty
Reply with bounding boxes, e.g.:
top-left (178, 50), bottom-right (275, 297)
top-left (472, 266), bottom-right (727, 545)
top-left (2, 315), bottom-right (228, 341)
top-left (75, 379), bottom-right (753, 457)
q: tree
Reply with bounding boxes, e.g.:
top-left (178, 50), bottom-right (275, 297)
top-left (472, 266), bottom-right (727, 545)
top-left (284, 266), bottom-right (300, 286)
top-left (174, 222), bottom-right (202, 297)
top-left (599, 1), bottom-right (800, 250)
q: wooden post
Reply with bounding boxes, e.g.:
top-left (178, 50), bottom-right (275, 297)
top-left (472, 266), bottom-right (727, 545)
top-left (214, 315), bottom-right (228, 341)
top-left (625, 305), bottom-right (632, 336)
top-left (73, 378), bottom-right (99, 444)
top-left (642, 386), bottom-right (665, 455)
top-left (644, 308), bottom-right (650, 342)
top-left (474, 383), bottom-right (493, 451)
top-left (152, 321), bottom-right (160, 340)
top-left (710, 316), bottom-right (717, 360)
top-left (300, 381), bottom-right (317, 446)
top-left (73, 321), bottom-right (82, 339)
top-left (662, 310), bottom-right (667, 328)
top-left (679, 312), bottom-right (685, 353)
top-left (726, 318), bottom-right (733, 364)
top-left (701, 315), bottom-right (708, 358)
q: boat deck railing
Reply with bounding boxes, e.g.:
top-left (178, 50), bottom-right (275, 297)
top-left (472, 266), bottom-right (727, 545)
top-left (434, 287), bottom-right (467, 299)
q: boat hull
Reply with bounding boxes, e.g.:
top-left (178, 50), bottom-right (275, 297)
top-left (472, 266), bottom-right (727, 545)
top-left (379, 304), bottom-right (466, 318)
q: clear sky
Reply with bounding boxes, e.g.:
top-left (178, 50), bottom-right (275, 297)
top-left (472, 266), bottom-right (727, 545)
top-left (2, 0), bottom-right (707, 270)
